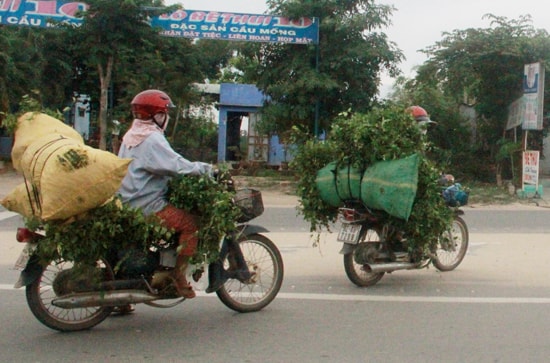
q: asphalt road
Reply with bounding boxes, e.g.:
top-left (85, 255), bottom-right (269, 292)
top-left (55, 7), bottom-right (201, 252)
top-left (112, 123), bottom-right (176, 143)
top-left (1, 207), bottom-right (550, 362)
top-left (254, 205), bottom-right (550, 233)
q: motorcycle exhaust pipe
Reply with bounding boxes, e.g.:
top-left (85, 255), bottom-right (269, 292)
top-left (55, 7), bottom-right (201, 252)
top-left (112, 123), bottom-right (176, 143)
top-left (364, 262), bottom-right (418, 273)
top-left (52, 290), bottom-right (159, 309)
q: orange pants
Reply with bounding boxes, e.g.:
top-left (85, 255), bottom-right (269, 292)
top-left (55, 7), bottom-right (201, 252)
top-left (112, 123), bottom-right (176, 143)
top-left (156, 204), bottom-right (198, 257)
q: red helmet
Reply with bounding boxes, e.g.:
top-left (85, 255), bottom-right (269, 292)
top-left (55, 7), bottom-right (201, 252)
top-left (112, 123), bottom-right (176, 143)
top-left (131, 89), bottom-right (175, 120)
top-left (407, 105), bottom-right (436, 127)
top-left (407, 105), bottom-right (431, 122)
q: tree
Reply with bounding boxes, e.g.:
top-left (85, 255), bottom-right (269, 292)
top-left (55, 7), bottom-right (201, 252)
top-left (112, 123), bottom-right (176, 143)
top-left (0, 27), bottom-right (46, 116)
top-left (69, 0), bottom-right (179, 150)
top-left (398, 14), bottom-right (550, 181)
top-left (237, 0), bottom-right (403, 135)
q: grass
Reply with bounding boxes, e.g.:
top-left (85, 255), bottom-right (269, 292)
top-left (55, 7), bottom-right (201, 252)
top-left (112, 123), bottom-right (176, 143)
top-left (467, 182), bottom-right (518, 205)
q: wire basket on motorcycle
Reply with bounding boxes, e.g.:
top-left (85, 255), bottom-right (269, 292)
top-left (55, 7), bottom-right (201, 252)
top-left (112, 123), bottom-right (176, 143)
top-left (233, 188), bottom-right (264, 223)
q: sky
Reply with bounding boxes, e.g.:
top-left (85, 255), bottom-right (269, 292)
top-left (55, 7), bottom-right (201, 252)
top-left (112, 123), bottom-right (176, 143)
top-left (170, 0), bottom-right (550, 97)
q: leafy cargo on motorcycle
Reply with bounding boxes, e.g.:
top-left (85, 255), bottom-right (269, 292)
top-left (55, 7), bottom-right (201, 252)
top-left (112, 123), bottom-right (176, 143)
top-left (291, 106), bottom-right (454, 258)
top-left (12, 172), bottom-right (284, 332)
top-left (316, 153), bottom-right (420, 221)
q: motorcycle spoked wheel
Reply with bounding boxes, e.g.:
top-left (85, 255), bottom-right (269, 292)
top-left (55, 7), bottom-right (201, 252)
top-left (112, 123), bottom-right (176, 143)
top-left (343, 229), bottom-right (385, 287)
top-left (25, 259), bottom-right (114, 332)
top-left (433, 215), bottom-right (469, 271)
top-left (216, 233), bottom-right (284, 313)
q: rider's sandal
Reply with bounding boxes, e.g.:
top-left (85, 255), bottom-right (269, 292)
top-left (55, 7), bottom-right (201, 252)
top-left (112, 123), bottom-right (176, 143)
top-left (170, 274), bottom-right (196, 299)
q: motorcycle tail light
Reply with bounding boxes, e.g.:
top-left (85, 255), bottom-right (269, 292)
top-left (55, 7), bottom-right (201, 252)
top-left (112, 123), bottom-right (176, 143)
top-left (342, 210), bottom-right (356, 221)
top-left (16, 228), bottom-right (36, 243)
top-left (340, 208), bottom-right (360, 222)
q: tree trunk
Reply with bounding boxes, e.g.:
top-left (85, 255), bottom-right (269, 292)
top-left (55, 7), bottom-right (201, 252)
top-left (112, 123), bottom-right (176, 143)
top-left (97, 56), bottom-right (114, 150)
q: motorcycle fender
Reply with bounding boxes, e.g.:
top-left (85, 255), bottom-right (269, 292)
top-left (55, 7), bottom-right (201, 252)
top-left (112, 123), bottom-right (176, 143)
top-left (339, 243), bottom-right (356, 255)
top-left (14, 255), bottom-right (44, 289)
top-left (236, 224), bottom-right (269, 237)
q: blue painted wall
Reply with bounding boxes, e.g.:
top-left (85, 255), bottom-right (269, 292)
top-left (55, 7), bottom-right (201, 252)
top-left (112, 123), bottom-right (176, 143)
top-left (218, 83), bottom-right (265, 162)
top-left (217, 83), bottom-right (293, 165)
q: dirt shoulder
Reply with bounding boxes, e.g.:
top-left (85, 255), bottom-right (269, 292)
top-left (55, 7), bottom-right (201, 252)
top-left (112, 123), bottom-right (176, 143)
top-left (2, 171), bottom-right (549, 211)
top-left (233, 176), bottom-right (550, 210)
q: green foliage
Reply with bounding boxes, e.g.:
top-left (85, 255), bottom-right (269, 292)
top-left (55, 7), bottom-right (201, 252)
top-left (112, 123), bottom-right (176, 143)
top-left (0, 27), bottom-right (48, 116)
top-left (170, 115), bottom-right (218, 164)
top-left (395, 158), bottom-right (453, 259)
top-left (27, 171), bottom-right (242, 268)
top-left (31, 198), bottom-right (172, 268)
top-left (330, 108), bottom-right (425, 168)
top-left (1, 94), bottom-right (63, 135)
top-left (289, 127), bottom-right (338, 232)
top-left (405, 14), bottom-right (550, 181)
top-left (291, 106), bottom-right (453, 255)
top-left (167, 173), bottom-right (242, 263)
top-left (240, 0), bottom-right (403, 134)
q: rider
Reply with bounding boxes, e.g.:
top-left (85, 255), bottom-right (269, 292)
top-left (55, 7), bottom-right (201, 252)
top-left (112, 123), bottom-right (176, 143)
top-left (407, 105), bottom-right (456, 191)
top-left (117, 89), bottom-right (213, 300)
top-left (407, 105), bottom-right (436, 134)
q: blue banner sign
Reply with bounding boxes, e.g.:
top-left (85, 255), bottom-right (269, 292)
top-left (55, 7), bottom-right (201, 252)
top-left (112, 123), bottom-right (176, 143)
top-left (0, 0), bottom-right (86, 27)
top-left (0, 1), bottom-right (319, 44)
top-left (151, 10), bottom-right (319, 44)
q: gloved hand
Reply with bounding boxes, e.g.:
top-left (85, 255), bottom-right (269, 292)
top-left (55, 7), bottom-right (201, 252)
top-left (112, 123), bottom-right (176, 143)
top-left (214, 168), bottom-right (235, 191)
top-left (197, 162), bottom-right (214, 177)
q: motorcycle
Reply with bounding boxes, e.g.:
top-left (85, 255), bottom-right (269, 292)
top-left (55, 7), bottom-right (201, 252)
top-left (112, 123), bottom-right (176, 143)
top-left (336, 188), bottom-right (469, 287)
top-left (12, 187), bottom-right (284, 332)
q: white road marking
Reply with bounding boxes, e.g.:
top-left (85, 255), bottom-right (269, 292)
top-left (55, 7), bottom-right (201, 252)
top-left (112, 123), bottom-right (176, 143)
top-left (0, 284), bottom-right (19, 290)
top-left (274, 292), bottom-right (550, 304)
top-left (1, 285), bottom-right (549, 304)
top-left (0, 211), bottom-right (18, 221)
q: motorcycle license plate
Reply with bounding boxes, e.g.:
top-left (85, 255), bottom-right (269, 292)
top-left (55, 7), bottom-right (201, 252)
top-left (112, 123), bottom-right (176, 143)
top-left (337, 224), bottom-right (361, 244)
top-left (14, 244), bottom-right (36, 271)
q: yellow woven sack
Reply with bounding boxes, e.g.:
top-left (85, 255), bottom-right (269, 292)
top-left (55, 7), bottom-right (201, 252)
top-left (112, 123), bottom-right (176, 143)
top-left (19, 135), bottom-right (131, 221)
top-left (0, 183), bottom-right (38, 219)
top-left (11, 112), bottom-right (84, 171)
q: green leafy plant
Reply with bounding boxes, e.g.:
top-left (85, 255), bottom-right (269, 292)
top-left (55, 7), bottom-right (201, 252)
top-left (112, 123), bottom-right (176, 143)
top-left (289, 126), bottom-right (338, 233)
top-left (167, 173), bottom-right (242, 264)
top-left (27, 169), bottom-right (243, 270)
top-left (30, 198), bottom-right (172, 269)
top-left (1, 94), bottom-right (64, 135)
top-left (291, 106), bottom-right (453, 257)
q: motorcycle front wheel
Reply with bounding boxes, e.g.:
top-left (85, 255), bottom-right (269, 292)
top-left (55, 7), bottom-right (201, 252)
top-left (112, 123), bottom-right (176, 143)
top-left (216, 233), bottom-right (284, 313)
top-left (433, 215), bottom-right (469, 271)
top-left (25, 259), bottom-right (114, 332)
top-left (343, 229), bottom-right (385, 287)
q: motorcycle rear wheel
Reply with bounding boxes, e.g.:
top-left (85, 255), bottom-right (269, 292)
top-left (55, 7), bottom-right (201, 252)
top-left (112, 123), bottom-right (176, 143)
top-left (343, 229), bottom-right (385, 287)
top-left (216, 233), bottom-right (284, 313)
top-left (433, 215), bottom-right (469, 271)
top-left (25, 259), bottom-right (114, 332)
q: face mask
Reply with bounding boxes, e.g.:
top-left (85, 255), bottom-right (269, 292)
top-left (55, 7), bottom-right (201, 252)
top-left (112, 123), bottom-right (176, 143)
top-left (153, 113), bottom-right (169, 131)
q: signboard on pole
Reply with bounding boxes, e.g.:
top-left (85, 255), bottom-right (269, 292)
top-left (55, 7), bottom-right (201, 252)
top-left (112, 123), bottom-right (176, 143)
top-left (506, 97), bottom-right (523, 130)
top-left (0, 0), bottom-right (319, 44)
top-left (522, 62), bottom-right (545, 130)
top-left (522, 150), bottom-right (540, 193)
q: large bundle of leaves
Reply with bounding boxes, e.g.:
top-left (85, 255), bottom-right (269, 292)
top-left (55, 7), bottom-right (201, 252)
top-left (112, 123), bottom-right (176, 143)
top-left (167, 174), bottom-right (242, 263)
top-left (28, 174), bottom-right (241, 268)
top-left (291, 106), bottom-right (453, 257)
top-left (30, 198), bottom-right (172, 267)
top-left (289, 130), bottom-right (337, 232)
